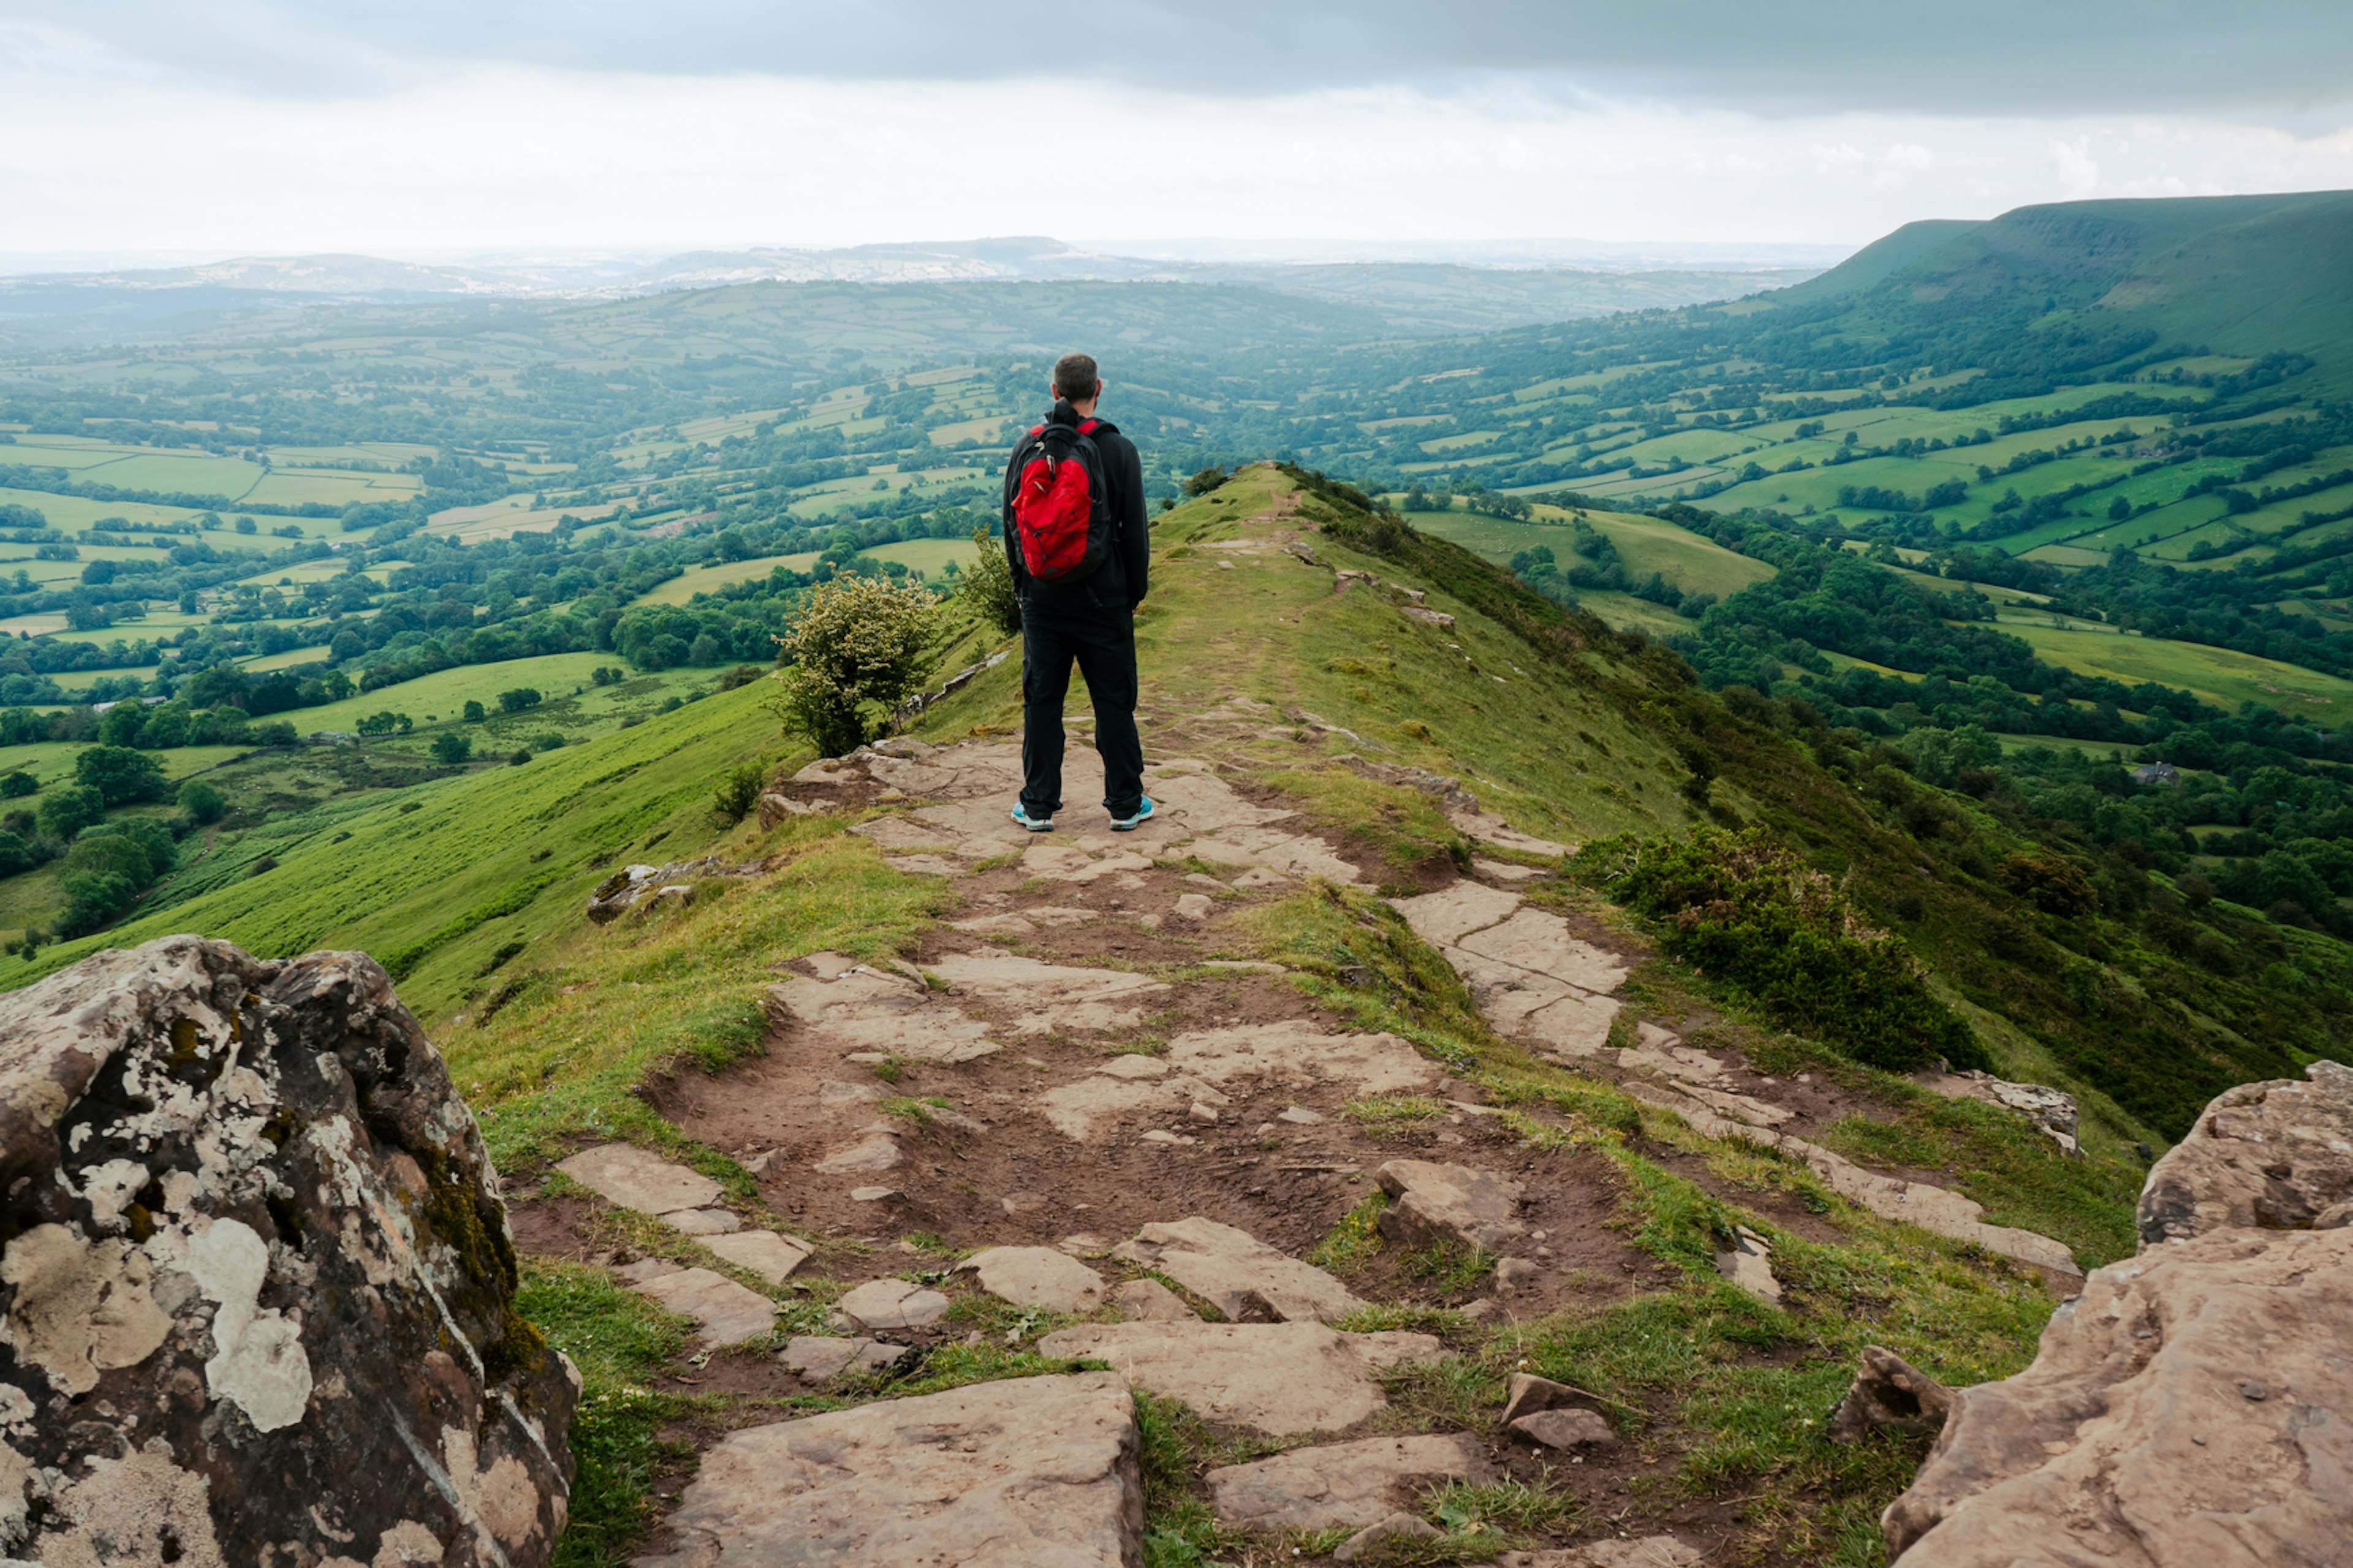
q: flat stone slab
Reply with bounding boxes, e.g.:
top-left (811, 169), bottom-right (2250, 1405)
top-left (813, 1133), bottom-right (903, 1175)
top-left (1455, 908), bottom-right (1630, 994)
top-left (705, 1229), bottom-right (814, 1285)
top-left (1039, 1073), bottom-right (1191, 1140)
top-left (961, 1246), bottom-right (1106, 1312)
top-left (1207, 1433), bottom-right (1489, 1530)
top-left (635, 1371), bottom-right (1142, 1568)
top-left (1113, 1216), bottom-right (1360, 1323)
top-left (666, 1207), bottom-right (741, 1235)
top-left (1107, 1278), bottom-right (1195, 1321)
top-left (772, 958), bottom-right (1002, 1062)
top-left (926, 952), bottom-right (1170, 1035)
top-left (558, 1143), bottom-right (722, 1215)
top-left (1036, 1320), bottom-right (1442, 1434)
top-left (1187, 824), bottom-right (1363, 884)
top-left (1392, 883), bottom-right (1523, 948)
top-left (780, 1336), bottom-right (910, 1382)
top-left (630, 1267), bottom-right (778, 1346)
top-left (1376, 1159), bottom-right (1528, 1253)
top-left (1164, 1020), bottom-right (1440, 1097)
top-left (836, 1278), bottom-right (950, 1331)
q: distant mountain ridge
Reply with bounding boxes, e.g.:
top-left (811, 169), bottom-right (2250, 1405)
top-left (0, 237), bottom-right (1820, 344)
top-left (1762, 188), bottom-right (2353, 386)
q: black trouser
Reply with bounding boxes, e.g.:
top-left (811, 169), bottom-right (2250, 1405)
top-left (1019, 600), bottom-right (1144, 819)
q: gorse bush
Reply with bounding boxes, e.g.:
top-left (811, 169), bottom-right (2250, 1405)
top-left (1572, 825), bottom-right (1987, 1072)
top-left (960, 525), bottom-right (1021, 639)
top-left (770, 574), bottom-right (941, 758)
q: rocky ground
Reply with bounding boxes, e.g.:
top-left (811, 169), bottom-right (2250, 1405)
top-left (502, 713), bottom-right (2091, 1566)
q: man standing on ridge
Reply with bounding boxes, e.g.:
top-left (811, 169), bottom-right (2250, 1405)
top-left (1001, 351), bottom-right (1153, 833)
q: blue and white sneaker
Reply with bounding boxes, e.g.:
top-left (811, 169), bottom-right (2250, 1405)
top-left (1108, 797), bottom-right (1156, 832)
top-left (1010, 803), bottom-right (1055, 833)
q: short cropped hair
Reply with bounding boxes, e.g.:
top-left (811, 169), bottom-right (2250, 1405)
top-left (1053, 352), bottom-right (1101, 400)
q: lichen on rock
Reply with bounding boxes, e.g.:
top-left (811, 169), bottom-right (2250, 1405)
top-left (0, 936), bottom-right (576, 1567)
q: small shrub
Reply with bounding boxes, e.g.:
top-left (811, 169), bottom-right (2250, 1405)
top-left (960, 525), bottom-right (1022, 638)
top-left (510, 749), bottom-right (533, 766)
top-left (717, 664), bottom-right (763, 691)
top-left (0, 771), bottom-right (34, 799)
top-left (1572, 825), bottom-right (1985, 1071)
top-left (461, 699), bottom-right (486, 722)
top-left (771, 574), bottom-right (941, 758)
top-left (1999, 853), bottom-right (2099, 917)
top-left (248, 855), bottom-right (278, 877)
top-left (711, 762), bottom-right (765, 826)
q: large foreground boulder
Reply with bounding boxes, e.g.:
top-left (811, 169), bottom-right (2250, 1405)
top-left (1882, 1060), bottom-right (2353, 1564)
top-left (0, 936), bottom-right (575, 1567)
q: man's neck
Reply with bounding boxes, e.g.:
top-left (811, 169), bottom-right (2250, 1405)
top-left (1064, 397), bottom-right (1099, 420)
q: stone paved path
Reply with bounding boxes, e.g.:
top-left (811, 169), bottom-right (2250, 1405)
top-left (532, 719), bottom-right (2088, 1564)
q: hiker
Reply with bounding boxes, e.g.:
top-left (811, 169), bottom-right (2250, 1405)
top-left (1001, 351), bottom-right (1153, 833)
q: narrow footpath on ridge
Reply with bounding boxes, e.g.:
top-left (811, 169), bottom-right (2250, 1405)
top-left (504, 474), bottom-right (2089, 1567)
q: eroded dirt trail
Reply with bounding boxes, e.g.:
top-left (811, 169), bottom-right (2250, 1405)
top-left (517, 723), bottom-right (2084, 1567)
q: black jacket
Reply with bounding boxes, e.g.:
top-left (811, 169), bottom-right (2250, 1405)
top-left (1002, 400), bottom-right (1148, 615)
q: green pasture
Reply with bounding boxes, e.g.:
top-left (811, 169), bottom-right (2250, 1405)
top-left (279, 652), bottom-right (666, 734)
top-left (1997, 623), bottom-right (2353, 723)
top-left (1414, 505), bottom-right (1775, 601)
top-left (861, 537), bottom-right (977, 578)
top-left (0, 741), bottom-right (246, 791)
top-left (635, 553), bottom-right (814, 606)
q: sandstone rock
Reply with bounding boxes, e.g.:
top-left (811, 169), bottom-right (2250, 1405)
top-left (1099, 1056), bottom-right (1170, 1078)
top-left (1165, 1020), bottom-right (1440, 1097)
top-left (2137, 1059), bottom-right (2353, 1245)
top-left (1916, 1069), bottom-right (2081, 1156)
top-left (836, 1278), bottom-right (950, 1331)
top-left (1882, 1224), bottom-right (2353, 1564)
top-left (703, 1229), bottom-right (813, 1286)
top-left (1495, 1256), bottom-right (1543, 1292)
top-left (1112, 1216), bottom-right (1361, 1322)
top-left (1336, 1512), bottom-right (1444, 1561)
top-left (0, 936), bottom-right (575, 1567)
top-left (638, 1371), bottom-right (1141, 1568)
top-left (1039, 1072), bottom-right (1191, 1140)
top-left (1279, 1105), bottom-right (1325, 1124)
top-left (558, 1142), bottom-right (723, 1215)
top-left (1511, 1408), bottom-right (1617, 1450)
top-left (1620, 1084), bottom-right (2082, 1276)
top-left (1714, 1225), bottom-right (1782, 1305)
top-left (1392, 882), bottom-right (1524, 948)
top-left (771, 958), bottom-right (1002, 1062)
top-left (1828, 1346), bottom-right (1953, 1443)
top-left (665, 1207), bottom-right (741, 1235)
top-left (1498, 1371), bottom-right (1582, 1428)
top-left (1035, 1320), bottom-right (1444, 1434)
top-left (632, 1267), bottom-right (780, 1346)
top-left (1107, 1278), bottom-right (1195, 1321)
top-left (925, 952), bottom-right (1170, 1034)
top-left (781, 1336), bottom-right (909, 1382)
top-left (1208, 1433), bottom-right (1488, 1529)
top-left (961, 1246), bottom-right (1105, 1312)
top-left (849, 1186), bottom-right (901, 1202)
top-left (813, 1133), bottom-right (903, 1175)
top-left (1376, 1158), bottom-right (1528, 1252)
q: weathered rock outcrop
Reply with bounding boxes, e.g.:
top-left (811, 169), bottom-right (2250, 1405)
top-left (1882, 1060), bottom-right (2353, 1564)
top-left (2137, 1059), bottom-right (2353, 1244)
top-left (0, 936), bottom-right (575, 1567)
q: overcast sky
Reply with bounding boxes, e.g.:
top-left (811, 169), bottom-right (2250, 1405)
top-left (4, 1), bottom-right (2352, 260)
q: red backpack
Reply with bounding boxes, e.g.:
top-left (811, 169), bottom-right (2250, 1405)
top-left (1007, 419), bottom-right (1113, 583)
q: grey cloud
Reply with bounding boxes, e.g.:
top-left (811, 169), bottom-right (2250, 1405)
top-left (11, 0), bottom-right (2352, 115)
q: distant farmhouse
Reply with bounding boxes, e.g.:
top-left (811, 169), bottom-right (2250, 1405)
top-left (2129, 761), bottom-right (2182, 787)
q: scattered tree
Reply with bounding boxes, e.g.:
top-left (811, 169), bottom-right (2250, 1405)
top-left (960, 525), bottom-right (1021, 638)
top-left (771, 575), bottom-right (941, 757)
